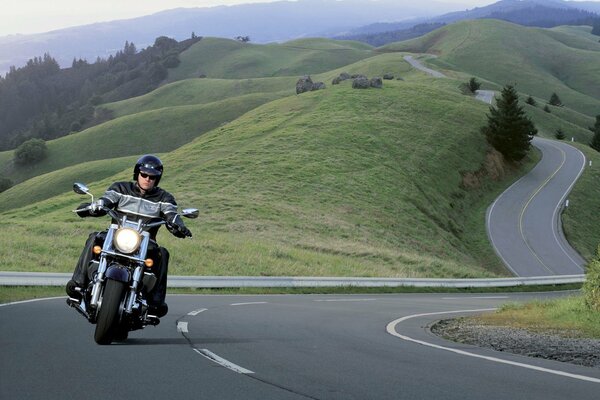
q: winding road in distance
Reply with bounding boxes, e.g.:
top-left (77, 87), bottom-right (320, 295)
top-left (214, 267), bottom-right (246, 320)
top-left (405, 54), bottom-right (588, 277)
top-left (487, 137), bottom-right (587, 276)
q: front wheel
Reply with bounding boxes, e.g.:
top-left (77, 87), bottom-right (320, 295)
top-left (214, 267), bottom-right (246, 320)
top-left (94, 279), bottom-right (126, 345)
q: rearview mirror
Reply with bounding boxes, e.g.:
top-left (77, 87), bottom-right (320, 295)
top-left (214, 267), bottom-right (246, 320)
top-left (181, 208), bottom-right (199, 219)
top-left (73, 182), bottom-right (90, 196)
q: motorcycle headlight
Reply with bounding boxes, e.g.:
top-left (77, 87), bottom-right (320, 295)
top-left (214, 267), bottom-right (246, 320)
top-left (113, 228), bottom-right (142, 254)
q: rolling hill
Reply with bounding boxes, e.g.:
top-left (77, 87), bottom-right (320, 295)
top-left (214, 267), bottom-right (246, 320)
top-left (0, 52), bottom-right (520, 278)
top-left (380, 19), bottom-right (600, 118)
top-left (1, 20), bottom-right (598, 280)
top-left (167, 37), bottom-right (376, 81)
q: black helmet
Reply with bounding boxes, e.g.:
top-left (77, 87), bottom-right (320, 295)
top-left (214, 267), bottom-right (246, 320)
top-left (133, 154), bottom-right (163, 185)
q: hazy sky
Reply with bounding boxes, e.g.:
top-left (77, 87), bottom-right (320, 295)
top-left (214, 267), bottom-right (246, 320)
top-left (0, 0), bottom-right (505, 37)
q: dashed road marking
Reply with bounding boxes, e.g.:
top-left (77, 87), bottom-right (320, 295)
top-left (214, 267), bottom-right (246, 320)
top-left (314, 299), bottom-right (376, 302)
top-left (188, 308), bottom-right (207, 316)
top-left (194, 349), bottom-right (254, 374)
top-left (177, 321), bottom-right (189, 333)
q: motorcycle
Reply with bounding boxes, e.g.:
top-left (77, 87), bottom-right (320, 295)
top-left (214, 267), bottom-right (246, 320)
top-left (67, 182), bottom-right (198, 345)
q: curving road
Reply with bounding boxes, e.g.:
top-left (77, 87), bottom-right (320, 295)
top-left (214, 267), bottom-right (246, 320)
top-left (1, 293), bottom-right (599, 399)
top-left (487, 137), bottom-right (587, 276)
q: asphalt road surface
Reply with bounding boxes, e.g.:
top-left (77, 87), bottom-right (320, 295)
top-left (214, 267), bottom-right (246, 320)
top-left (1, 293), bottom-right (599, 400)
top-left (487, 137), bottom-right (587, 276)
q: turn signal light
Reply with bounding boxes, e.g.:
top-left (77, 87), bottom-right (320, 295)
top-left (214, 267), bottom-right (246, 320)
top-left (145, 258), bottom-right (154, 268)
top-left (93, 246), bottom-right (102, 255)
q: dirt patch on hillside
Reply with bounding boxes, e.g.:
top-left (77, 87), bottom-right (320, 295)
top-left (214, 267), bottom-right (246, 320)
top-left (461, 149), bottom-right (509, 189)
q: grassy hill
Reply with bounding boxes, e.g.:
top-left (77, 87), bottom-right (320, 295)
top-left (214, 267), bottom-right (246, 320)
top-left (0, 91), bottom-right (287, 185)
top-left (0, 64), bottom-right (526, 278)
top-left (103, 77), bottom-right (296, 118)
top-left (380, 19), bottom-right (600, 118)
top-left (0, 157), bottom-right (138, 213)
top-left (167, 37), bottom-right (376, 80)
top-left (1, 24), bottom-right (598, 281)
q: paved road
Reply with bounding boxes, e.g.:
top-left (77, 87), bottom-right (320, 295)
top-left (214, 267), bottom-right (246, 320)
top-left (487, 137), bottom-right (587, 276)
top-left (1, 293), bottom-right (598, 399)
top-left (403, 55), bottom-right (446, 78)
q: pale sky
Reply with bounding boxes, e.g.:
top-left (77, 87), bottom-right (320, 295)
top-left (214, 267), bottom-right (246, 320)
top-left (0, 0), bottom-right (505, 37)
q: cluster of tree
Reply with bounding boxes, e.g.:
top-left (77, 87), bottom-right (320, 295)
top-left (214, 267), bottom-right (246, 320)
top-left (593, 20), bottom-right (600, 36)
top-left (338, 23), bottom-right (445, 47)
top-left (0, 35), bottom-right (202, 151)
top-left (481, 85), bottom-right (537, 162)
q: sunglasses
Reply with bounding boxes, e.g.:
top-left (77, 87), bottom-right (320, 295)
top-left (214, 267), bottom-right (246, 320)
top-left (139, 172), bottom-right (157, 181)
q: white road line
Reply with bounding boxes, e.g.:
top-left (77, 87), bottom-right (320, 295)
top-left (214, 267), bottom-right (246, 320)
top-left (177, 321), bottom-right (189, 333)
top-left (194, 349), bottom-right (254, 374)
top-left (188, 308), bottom-right (207, 316)
top-left (386, 309), bottom-right (600, 384)
top-left (442, 296), bottom-right (509, 300)
top-left (0, 296), bottom-right (65, 307)
top-left (230, 302), bottom-right (268, 306)
top-left (314, 299), bottom-right (377, 302)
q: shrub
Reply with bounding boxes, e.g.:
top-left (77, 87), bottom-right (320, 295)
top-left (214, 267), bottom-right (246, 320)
top-left (14, 138), bottom-right (48, 166)
top-left (525, 96), bottom-right (536, 106)
top-left (70, 121), bottom-right (82, 132)
top-left (583, 245), bottom-right (600, 311)
top-left (555, 128), bottom-right (565, 140)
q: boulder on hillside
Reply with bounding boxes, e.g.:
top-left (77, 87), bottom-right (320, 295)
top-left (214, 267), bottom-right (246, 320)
top-left (296, 75), bottom-right (314, 94)
top-left (311, 82), bottom-right (326, 91)
top-left (370, 77), bottom-right (383, 88)
top-left (332, 76), bottom-right (341, 85)
top-left (351, 74), bottom-right (367, 80)
top-left (352, 77), bottom-right (370, 89)
top-left (339, 72), bottom-right (351, 81)
top-left (383, 74), bottom-right (394, 80)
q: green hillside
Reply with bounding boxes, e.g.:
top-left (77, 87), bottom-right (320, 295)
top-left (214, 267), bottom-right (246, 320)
top-left (0, 157), bottom-right (137, 213)
top-left (0, 72), bottom-right (521, 278)
top-left (381, 19), bottom-right (600, 117)
top-left (103, 77), bottom-right (296, 118)
top-left (1, 24), bottom-right (599, 281)
top-left (167, 37), bottom-right (376, 80)
top-left (0, 91), bottom-right (286, 185)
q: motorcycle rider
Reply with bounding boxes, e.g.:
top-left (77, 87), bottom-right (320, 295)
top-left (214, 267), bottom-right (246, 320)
top-left (66, 154), bottom-right (192, 317)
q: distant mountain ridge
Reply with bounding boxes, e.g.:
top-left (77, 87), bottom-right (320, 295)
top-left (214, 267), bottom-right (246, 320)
top-left (0, 0), bottom-right (460, 75)
top-left (337, 0), bottom-right (600, 44)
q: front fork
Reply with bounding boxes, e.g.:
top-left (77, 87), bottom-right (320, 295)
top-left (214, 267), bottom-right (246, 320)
top-left (90, 258), bottom-right (107, 307)
top-left (125, 266), bottom-right (144, 314)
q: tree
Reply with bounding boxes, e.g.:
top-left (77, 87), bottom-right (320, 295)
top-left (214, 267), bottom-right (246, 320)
top-left (481, 84), bottom-right (537, 162)
top-left (14, 138), bottom-right (48, 165)
top-left (555, 128), bottom-right (566, 140)
top-left (543, 105), bottom-right (551, 113)
top-left (467, 77), bottom-right (481, 93)
top-left (525, 96), bottom-right (536, 106)
top-left (235, 35), bottom-right (250, 43)
top-left (590, 115), bottom-right (600, 152)
top-left (548, 92), bottom-right (563, 107)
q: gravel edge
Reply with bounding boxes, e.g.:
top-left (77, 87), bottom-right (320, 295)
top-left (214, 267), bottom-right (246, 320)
top-left (431, 317), bottom-right (600, 369)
